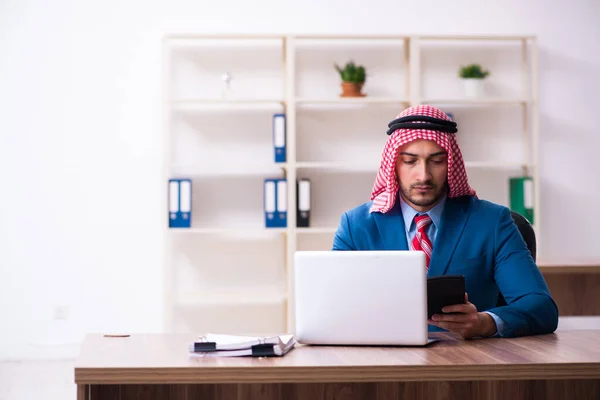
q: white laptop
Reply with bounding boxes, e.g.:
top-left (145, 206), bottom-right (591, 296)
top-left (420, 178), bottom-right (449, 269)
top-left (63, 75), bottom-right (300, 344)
top-left (293, 250), bottom-right (436, 346)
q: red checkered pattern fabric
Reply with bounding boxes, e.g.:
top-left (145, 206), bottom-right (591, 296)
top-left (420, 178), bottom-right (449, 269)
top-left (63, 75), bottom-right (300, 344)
top-left (411, 214), bottom-right (433, 270)
top-left (370, 105), bottom-right (476, 213)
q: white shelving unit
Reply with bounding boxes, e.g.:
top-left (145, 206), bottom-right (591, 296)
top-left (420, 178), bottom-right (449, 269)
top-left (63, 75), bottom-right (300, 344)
top-left (162, 34), bottom-right (539, 335)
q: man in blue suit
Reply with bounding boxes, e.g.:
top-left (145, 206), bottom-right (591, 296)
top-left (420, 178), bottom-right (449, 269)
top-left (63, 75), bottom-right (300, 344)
top-left (332, 105), bottom-right (558, 339)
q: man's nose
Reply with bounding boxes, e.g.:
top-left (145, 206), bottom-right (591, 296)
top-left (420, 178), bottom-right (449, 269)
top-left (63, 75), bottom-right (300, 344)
top-left (416, 163), bottom-right (431, 181)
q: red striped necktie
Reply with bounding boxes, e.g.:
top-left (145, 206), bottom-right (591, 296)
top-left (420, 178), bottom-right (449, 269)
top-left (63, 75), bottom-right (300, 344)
top-left (411, 214), bottom-right (433, 270)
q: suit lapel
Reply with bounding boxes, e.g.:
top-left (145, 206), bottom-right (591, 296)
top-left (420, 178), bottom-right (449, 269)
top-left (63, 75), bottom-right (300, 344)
top-left (427, 196), bottom-right (472, 277)
top-left (372, 199), bottom-right (409, 251)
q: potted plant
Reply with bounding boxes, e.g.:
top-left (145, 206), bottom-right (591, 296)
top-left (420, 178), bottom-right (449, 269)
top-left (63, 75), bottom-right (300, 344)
top-left (458, 64), bottom-right (490, 98)
top-left (334, 60), bottom-right (366, 97)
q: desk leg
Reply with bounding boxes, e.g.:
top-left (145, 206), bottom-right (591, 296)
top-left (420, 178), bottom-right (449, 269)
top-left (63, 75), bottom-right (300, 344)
top-left (77, 384), bottom-right (88, 400)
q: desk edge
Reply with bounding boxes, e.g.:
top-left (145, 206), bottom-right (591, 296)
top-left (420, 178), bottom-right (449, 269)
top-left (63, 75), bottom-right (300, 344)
top-left (74, 363), bottom-right (600, 384)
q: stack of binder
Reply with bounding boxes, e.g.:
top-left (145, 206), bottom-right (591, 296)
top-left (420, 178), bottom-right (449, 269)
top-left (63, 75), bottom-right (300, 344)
top-left (188, 333), bottom-right (296, 357)
top-left (263, 114), bottom-right (312, 228)
top-left (264, 178), bottom-right (287, 228)
top-left (263, 178), bottom-right (312, 228)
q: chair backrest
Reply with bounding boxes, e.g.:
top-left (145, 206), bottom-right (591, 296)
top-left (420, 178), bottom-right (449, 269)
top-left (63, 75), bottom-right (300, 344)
top-left (510, 211), bottom-right (536, 262)
top-left (496, 211), bottom-right (537, 307)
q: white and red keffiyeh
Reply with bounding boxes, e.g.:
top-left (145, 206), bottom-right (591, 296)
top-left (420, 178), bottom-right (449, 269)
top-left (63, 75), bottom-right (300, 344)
top-left (370, 105), bottom-right (476, 214)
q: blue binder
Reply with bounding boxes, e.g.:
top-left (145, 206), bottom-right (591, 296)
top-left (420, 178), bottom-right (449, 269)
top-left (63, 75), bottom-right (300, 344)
top-left (276, 179), bottom-right (287, 227)
top-left (264, 179), bottom-right (277, 227)
top-left (273, 114), bottom-right (286, 163)
top-left (264, 178), bottom-right (286, 228)
top-left (169, 179), bottom-right (191, 228)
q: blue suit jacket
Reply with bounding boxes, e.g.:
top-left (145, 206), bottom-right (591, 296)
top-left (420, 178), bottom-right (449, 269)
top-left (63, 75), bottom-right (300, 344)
top-left (332, 195), bottom-right (559, 338)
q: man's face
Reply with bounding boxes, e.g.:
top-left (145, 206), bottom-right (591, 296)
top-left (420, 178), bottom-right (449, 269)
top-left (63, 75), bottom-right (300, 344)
top-left (395, 139), bottom-right (448, 212)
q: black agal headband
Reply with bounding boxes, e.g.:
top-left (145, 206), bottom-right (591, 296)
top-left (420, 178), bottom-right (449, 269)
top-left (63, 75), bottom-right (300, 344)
top-left (386, 115), bottom-right (458, 135)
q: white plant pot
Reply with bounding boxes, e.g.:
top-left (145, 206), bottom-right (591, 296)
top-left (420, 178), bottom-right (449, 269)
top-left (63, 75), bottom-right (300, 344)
top-left (462, 78), bottom-right (485, 98)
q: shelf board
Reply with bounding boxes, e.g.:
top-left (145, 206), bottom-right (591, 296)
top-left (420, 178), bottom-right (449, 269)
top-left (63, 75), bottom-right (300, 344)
top-left (170, 163), bottom-right (287, 177)
top-left (296, 227), bottom-right (338, 234)
top-left (169, 227), bottom-right (286, 235)
top-left (296, 97), bottom-right (409, 105)
top-left (166, 34), bottom-right (535, 42)
top-left (171, 98), bottom-right (284, 104)
top-left (294, 34), bottom-right (410, 40)
top-left (176, 290), bottom-right (287, 306)
top-left (170, 227), bottom-right (341, 235)
top-left (421, 98), bottom-right (528, 106)
top-left (296, 161), bottom-right (378, 171)
top-left (170, 99), bottom-right (285, 112)
top-left (418, 34), bottom-right (535, 41)
top-left (165, 34), bottom-right (284, 41)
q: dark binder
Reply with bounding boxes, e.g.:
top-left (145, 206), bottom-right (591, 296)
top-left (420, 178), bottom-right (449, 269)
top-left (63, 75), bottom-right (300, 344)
top-left (296, 179), bottom-right (311, 227)
top-left (427, 275), bottom-right (466, 319)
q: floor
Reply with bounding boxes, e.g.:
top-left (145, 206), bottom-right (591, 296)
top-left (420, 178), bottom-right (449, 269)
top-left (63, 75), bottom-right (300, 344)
top-left (0, 360), bottom-right (76, 400)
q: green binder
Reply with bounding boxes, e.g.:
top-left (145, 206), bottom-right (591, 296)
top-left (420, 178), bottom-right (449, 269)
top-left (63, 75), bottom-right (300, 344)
top-left (509, 177), bottom-right (534, 224)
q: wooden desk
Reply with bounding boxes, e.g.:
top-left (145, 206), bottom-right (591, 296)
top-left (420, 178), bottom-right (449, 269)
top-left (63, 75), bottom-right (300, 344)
top-left (75, 331), bottom-right (600, 400)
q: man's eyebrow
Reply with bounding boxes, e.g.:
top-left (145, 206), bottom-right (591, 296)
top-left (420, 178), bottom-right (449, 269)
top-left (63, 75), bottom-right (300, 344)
top-left (399, 151), bottom-right (447, 157)
top-left (429, 151), bottom-right (447, 157)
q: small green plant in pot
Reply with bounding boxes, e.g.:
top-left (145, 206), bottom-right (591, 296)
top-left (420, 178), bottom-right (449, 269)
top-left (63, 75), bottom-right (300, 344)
top-left (334, 60), bottom-right (366, 97)
top-left (458, 64), bottom-right (490, 98)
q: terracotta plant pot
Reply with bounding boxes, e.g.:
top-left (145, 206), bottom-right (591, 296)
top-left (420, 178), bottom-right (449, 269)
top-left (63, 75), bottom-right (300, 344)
top-left (340, 82), bottom-right (365, 97)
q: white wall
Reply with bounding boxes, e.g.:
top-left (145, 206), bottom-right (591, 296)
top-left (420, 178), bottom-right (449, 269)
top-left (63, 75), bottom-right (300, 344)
top-left (1, 0), bottom-right (599, 359)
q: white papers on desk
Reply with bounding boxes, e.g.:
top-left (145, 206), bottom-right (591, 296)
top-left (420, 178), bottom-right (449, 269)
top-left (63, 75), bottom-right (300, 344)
top-left (189, 333), bottom-right (296, 357)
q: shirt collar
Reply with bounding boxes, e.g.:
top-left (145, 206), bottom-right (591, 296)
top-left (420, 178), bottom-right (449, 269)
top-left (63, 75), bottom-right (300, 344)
top-left (399, 193), bottom-right (447, 232)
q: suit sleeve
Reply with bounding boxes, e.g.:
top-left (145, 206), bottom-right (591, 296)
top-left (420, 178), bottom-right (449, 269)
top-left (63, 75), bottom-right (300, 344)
top-left (332, 212), bottom-right (356, 250)
top-left (485, 206), bottom-right (559, 337)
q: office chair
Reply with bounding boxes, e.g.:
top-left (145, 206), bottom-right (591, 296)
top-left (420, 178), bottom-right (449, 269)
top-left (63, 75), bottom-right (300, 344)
top-left (511, 211), bottom-right (536, 261)
top-left (496, 211), bottom-right (536, 307)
